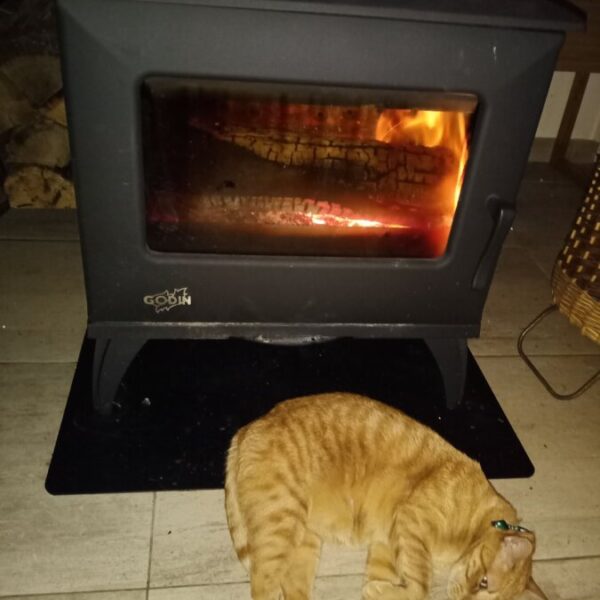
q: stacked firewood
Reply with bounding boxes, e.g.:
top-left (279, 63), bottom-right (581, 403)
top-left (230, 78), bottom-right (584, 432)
top-left (0, 54), bottom-right (75, 209)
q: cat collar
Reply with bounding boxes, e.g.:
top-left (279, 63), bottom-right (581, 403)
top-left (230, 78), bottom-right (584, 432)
top-left (491, 520), bottom-right (531, 534)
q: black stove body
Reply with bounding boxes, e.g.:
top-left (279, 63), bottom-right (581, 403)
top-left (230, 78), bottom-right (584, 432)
top-left (56, 0), bottom-right (583, 414)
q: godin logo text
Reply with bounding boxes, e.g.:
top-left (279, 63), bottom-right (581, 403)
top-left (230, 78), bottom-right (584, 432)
top-left (143, 288), bottom-right (192, 313)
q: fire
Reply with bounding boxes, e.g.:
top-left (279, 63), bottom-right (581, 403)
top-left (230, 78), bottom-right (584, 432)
top-left (375, 109), bottom-right (469, 209)
top-left (309, 213), bottom-right (408, 229)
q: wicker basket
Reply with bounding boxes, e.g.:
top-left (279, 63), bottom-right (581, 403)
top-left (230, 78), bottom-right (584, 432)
top-left (552, 156), bottom-right (600, 343)
top-left (518, 154), bottom-right (599, 399)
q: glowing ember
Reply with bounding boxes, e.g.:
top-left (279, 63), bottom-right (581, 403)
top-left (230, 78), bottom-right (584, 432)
top-left (308, 213), bottom-right (408, 229)
top-left (160, 194), bottom-right (416, 230)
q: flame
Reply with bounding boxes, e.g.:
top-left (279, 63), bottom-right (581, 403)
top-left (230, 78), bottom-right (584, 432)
top-left (375, 109), bottom-right (469, 209)
top-left (309, 213), bottom-right (408, 229)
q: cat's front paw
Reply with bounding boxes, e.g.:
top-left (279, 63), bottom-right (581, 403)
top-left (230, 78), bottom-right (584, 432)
top-left (362, 580), bottom-right (406, 600)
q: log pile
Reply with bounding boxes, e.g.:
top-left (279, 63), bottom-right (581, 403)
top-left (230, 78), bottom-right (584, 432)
top-left (0, 54), bottom-right (75, 209)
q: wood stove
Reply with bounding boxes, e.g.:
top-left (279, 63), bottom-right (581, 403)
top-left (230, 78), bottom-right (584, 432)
top-left (56, 0), bottom-right (584, 415)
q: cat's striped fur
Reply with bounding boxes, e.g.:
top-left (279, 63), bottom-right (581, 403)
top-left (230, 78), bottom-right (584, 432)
top-left (225, 392), bottom-right (546, 600)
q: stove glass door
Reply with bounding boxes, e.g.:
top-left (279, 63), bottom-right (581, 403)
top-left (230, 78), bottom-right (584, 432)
top-left (142, 77), bottom-right (476, 258)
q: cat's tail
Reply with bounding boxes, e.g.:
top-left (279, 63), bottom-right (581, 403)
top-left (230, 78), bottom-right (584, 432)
top-left (224, 431), bottom-right (250, 571)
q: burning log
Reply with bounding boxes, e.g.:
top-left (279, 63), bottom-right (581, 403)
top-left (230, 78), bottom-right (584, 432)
top-left (191, 125), bottom-right (456, 194)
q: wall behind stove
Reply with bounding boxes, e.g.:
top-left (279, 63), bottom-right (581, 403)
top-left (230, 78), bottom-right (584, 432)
top-left (536, 72), bottom-right (600, 142)
top-left (529, 72), bottom-right (600, 163)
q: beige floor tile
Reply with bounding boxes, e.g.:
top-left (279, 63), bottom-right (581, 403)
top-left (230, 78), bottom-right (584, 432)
top-left (0, 364), bottom-right (154, 596)
top-left (0, 490), bottom-right (154, 596)
top-left (520, 163), bottom-right (578, 185)
top-left (314, 575), bottom-right (365, 599)
top-left (471, 248), bottom-right (599, 357)
top-left (318, 545), bottom-right (367, 578)
top-left (147, 559), bottom-right (600, 600)
top-left (1, 592), bottom-right (146, 600)
top-left (533, 557), bottom-right (600, 600)
top-left (515, 180), bottom-right (581, 240)
top-left (476, 356), bottom-right (600, 461)
top-left (150, 583), bottom-right (250, 600)
top-left (146, 576), bottom-right (457, 600)
top-left (147, 558), bottom-right (600, 600)
top-left (0, 208), bottom-right (79, 241)
top-left (477, 356), bottom-right (600, 560)
top-left (0, 363), bottom-right (72, 492)
top-left (524, 244), bottom-right (564, 281)
top-left (0, 240), bottom-right (87, 363)
top-left (500, 224), bottom-right (522, 250)
top-left (149, 575), bottom-right (366, 600)
top-left (493, 466), bottom-right (600, 560)
top-left (149, 490), bottom-right (246, 588)
top-left (149, 491), bottom-right (369, 589)
top-left (513, 179), bottom-right (583, 278)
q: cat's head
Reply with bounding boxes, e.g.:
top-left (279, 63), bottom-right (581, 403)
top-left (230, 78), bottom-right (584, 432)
top-left (448, 525), bottom-right (547, 600)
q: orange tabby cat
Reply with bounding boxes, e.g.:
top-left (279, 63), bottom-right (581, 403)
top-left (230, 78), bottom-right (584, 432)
top-left (225, 392), bottom-right (547, 600)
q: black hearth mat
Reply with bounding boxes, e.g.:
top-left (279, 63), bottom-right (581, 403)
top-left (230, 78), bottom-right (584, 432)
top-left (46, 337), bottom-right (533, 495)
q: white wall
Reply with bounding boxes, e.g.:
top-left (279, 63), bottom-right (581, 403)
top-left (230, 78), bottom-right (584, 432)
top-left (535, 72), bottom-right (600, 141)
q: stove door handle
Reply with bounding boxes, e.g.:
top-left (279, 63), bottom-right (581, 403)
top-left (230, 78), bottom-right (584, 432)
top-left (472, 199), bottom-right (516, 291)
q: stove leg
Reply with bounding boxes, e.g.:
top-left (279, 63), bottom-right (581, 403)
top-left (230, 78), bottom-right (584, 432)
top-left (92, 337), bottom-right (146, 415)
top-left (425, 338), bottom-right (468, 410)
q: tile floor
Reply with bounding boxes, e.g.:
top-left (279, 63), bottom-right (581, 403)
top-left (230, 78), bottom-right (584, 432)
top-left (0, 165), bottom-right (599, 599)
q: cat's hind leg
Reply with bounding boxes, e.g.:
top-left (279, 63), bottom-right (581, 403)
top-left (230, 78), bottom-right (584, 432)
top-left (381, 529), bottom-right (432, 600)
top-left (281, 529), bottom-right (322, 600)
top-left (362, 543), bottom-right (405, 600)
top-left (248, 523), bottom-right (297, 600)
top-left (247, 498), bottom-right (308, 600)
top-left (224, 434), bottom-right (250, 571)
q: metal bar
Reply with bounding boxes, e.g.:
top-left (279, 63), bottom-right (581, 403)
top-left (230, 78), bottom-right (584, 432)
top-left (517, 305), bottom-right (600, 400)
